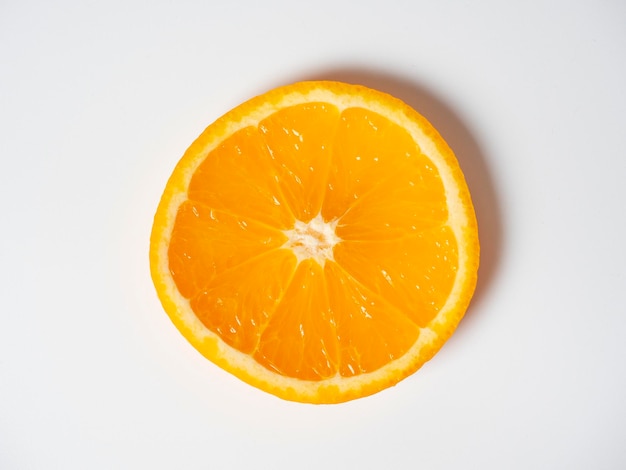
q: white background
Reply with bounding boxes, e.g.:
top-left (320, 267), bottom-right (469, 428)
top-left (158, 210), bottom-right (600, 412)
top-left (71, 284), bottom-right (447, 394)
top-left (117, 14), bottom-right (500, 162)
top-left (1, 1), bottom-right (625, 468)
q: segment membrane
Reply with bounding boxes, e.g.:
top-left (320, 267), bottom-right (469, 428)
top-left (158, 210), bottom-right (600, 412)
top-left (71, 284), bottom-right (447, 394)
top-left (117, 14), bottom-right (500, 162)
top-left (253, 259), bottom-right (339, 380)
top-left (336, 155), bottom-right (448, 241)
top-left (168, 202), bottom-right (287, 299)
top-left (322, 107), bottom-right (424, 222)
top-left (188, 126), bottom-right (294, 230)
top-left (191, 249), bottom-right (297, 354)
top-left (259, 103), bottom-right (340, 222)
top-left (324, 262), bottom-right (420, 376)
top-left (333, 226), bottom-right (459, 327)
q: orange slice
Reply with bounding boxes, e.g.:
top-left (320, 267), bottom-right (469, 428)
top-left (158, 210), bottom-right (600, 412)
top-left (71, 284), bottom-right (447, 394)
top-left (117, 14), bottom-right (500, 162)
top-left (150, 81), bottom-right (479, 403)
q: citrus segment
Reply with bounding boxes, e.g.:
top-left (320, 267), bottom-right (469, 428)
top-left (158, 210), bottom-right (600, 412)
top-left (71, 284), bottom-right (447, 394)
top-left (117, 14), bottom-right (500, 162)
top-left (190, 249), bottom-right (297, 354)
top-left (334, 226), bottom-right (458, 327)
top-left (324, 262), bottom-right (420, 376)
top-left (322, 107), bottom-right (420, 222)
top-left (188, 126), bottom-right (294, 230)
top-left (150, 80), bottom-right (480, 404)
top-left (259, 103), bottom-right (339, 222)
top-left (253, 259), bottom-right (337, 381)
top-left (333, 148), bottom-right (448, 241)
top-left (168, 202), bottom-right (286, 298)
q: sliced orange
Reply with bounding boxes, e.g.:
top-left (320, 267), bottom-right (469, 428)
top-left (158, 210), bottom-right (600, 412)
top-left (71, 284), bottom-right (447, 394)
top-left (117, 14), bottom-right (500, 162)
top-left (150, 81), bottom-right (479, 403)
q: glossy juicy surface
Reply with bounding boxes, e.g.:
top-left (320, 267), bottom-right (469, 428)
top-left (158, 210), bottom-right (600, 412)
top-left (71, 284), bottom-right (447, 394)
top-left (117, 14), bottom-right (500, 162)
top-left (167, 102), bottom-right (457, 380)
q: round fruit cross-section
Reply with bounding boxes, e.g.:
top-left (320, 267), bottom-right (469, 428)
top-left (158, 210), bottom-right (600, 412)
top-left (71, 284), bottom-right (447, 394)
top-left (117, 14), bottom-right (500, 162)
top-left (150, 81), bottom-right (479, 403)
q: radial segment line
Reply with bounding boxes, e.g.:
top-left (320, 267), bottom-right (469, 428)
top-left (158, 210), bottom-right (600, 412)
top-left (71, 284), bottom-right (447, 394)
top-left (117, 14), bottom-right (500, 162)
top-left (334, 129), bottom-right (426, 225)
top-left (248, 257), bottom-right (300, 357)
top-left (254, 122), bottom-right (303, 224)
top-left (190, 247), bottom-right (293, 300)
top-left (315, 110), bottom-right (342, 220)
top-left (337, 219), bottom-right (448, 244)
top-left (181, 198), bottom-right (290, 234)
top-left (329, 260), bottom-right (423, 330)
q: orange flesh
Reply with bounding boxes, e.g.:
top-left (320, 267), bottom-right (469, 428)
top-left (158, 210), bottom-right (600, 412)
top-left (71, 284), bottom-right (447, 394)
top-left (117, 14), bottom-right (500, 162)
top-left (168, 103), bottom-right (457, 380)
